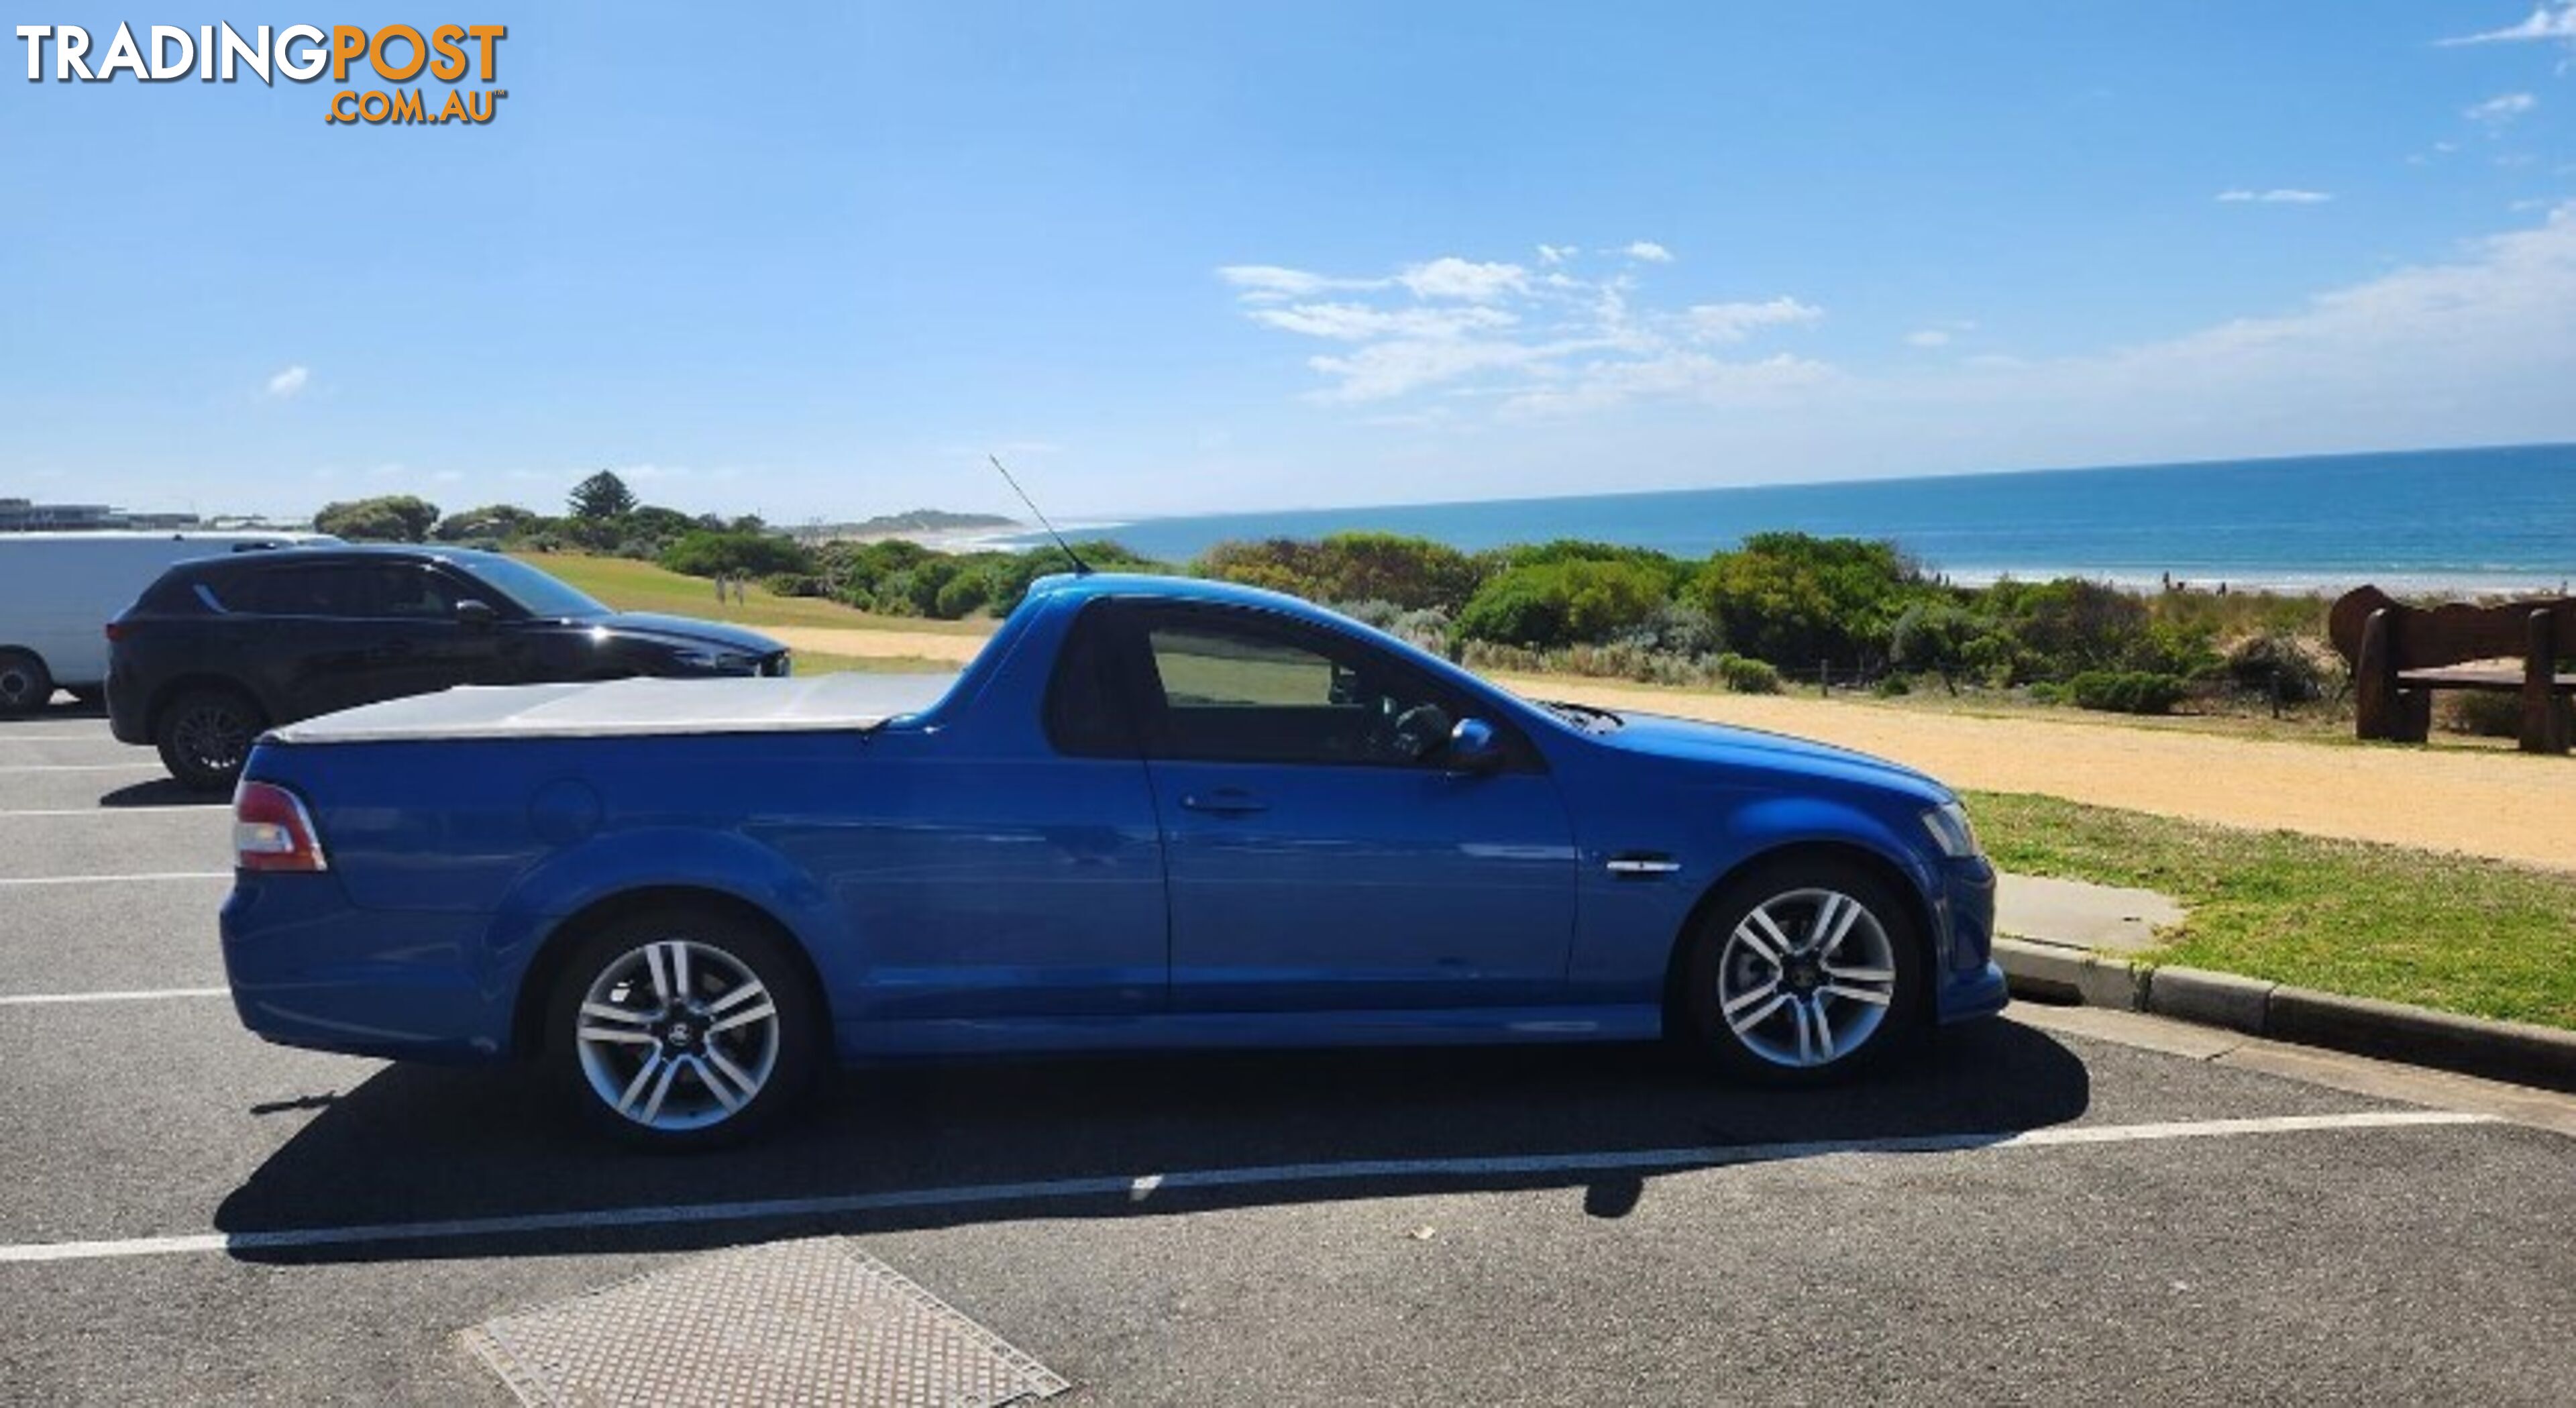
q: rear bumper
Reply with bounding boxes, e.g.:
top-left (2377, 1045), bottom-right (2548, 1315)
top-left (220, 875), bottom-right (513, 1063)
top-left (105, 663), bottom-right (150, 743)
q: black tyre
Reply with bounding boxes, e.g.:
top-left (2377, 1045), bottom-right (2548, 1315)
top-left (539, 907), bottom-right (824, 1151)
top-left (0, 650), bottom-right (52, 714)
top-left (154, 687), bottom-right (265, 792)
top-left (1678, 856), bottom-right (1926, 1085)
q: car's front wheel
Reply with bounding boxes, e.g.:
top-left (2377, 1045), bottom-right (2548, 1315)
top-left (154, 687), bottom-right (265, 792)
top-left (541, 909), bottom-right (823, 1150)
top-left (1680, 857), bottom-right (1925, 1083)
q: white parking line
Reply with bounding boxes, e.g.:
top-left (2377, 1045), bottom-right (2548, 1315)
top-left (0, 808), bottom-right (210, 818)
top-left (0, 1109), bottom-right (2497, 1266)
top-left (0, 763), bottom-right (166, 773)
top-left (0, 987), bottom-right (228, 1007)
top-left (0, 735), bottom-right (115, 743)
top-left (0, 872), bottom-right (229, 887)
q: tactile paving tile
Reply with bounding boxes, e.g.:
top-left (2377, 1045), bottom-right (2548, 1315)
top-left (461, 1238), bottom-right (1071, 1407)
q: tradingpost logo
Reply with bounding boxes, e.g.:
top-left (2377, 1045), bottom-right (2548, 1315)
top-left (15, 22), bottom-right (508, 125)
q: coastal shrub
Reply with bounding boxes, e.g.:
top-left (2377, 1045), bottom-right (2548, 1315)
top-left (2027, 682), bottom-right (2066, 705)
top-left (660, 529), bottom-right (813, 580)
top-left (2222, 631), bottom-right (2339, 704)
top-left (932, 574), bottom-right (989, 619)
top-left (1693, 533), bottom-right (1931, 669)
top-left (1615, 601), bottom-right (1727, 658)
top-left (314, 494), bottom-right (439, 543)
top-left (1889, 601), bottom-right (1997, 694)
top-left (1454, 559), bottom-right (1669, 649)
top-left (1483, 539), bottom-right (1697, 594)
top-left (1195, 533), bottom-right (1477, 612)
top-left (1715, 653), bottom-right (1783, 694)
top-left (2442, 691), bottom-right (2525, 738)
top-left (2068, 670), bottom-right (2185, 714)
top-left (763, 573), bottom-right (822, 598)
top-left (1336, 601), bottom-right (1452, 654)
top-left (1987, 577), bottom-right (2149, 678)
top-left (1872, 673), bottom-right (1912, 698)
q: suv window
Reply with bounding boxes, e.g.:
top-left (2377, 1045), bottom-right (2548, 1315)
top-left (1129, 604), bottom-right (1479, 767)
top-left (365, 565), bottom-right (464, 619)
top-left (237, 565), bottom-right (372, 618)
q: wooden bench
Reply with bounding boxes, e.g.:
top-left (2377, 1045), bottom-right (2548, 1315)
top-left (2326, 586), bottom-right (2576, 755)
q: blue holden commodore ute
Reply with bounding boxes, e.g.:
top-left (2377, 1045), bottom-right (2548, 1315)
top-left (222, 572), bottom-right (2005, 1149)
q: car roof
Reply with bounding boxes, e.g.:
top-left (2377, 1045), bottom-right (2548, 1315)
top-left (173, 543), bottom-right (501, 574)
top-left (1026, 570), bottom-right (1327, 615)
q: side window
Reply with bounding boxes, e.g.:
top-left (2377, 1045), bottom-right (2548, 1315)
top-left (1044, 604), bottom-right (1137, 757)
top-left (364, 566), bottom-right (462, 620)
top-left (1135, 608), bottom-right (1468, 767)
top-left (239, 566), bottom-right (368, 618)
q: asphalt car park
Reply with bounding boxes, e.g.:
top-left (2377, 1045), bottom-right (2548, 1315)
top-left (4, 703), bottom-right (2573, 1405)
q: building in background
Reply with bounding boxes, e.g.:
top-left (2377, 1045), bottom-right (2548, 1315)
top-left (0, 498), bottom-right (204, 532)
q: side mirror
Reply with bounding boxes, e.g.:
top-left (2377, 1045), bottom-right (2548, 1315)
top-left (455, 598), bottom-right (497, 628)
top-left (1444, 716), bottom-right (1506, 774)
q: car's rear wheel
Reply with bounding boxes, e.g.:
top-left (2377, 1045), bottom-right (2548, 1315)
top-left (1680, 857), bottom-right (1925, 1084)
top-left (541, 908), bottom-right (823, 1150)
top-left (0, 649), bottom-right (52, 714)
top-left (154, 687), bottom-right (264, 792)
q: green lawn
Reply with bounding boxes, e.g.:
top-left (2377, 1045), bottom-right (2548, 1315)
top-left (1970, 791), bottom-right (2576, 1031)
top-left (511, 552), bottom-right (995, 636)
top-left (792, 651), bottom-right (965, 677)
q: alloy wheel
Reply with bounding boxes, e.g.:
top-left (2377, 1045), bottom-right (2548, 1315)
top-left (1713, 887), bottom-right (1900, 1069)
top-left (572, 938), bottom-right (782, 1132)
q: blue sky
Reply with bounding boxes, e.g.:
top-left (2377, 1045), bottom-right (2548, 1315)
top-left (5, 1), bottom-right (2574, 525)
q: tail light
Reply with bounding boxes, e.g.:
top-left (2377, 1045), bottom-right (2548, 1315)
top-left (104, 620), bottom-right (130, 642)
top-left (233, 781), bottom-right (329, 873)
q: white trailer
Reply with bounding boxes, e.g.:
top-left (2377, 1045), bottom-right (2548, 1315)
top-left (0, 531), bottom-right (335, 711)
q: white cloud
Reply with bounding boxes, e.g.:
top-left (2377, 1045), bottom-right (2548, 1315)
top-left (2438, 4), bottom-right (2576, 46)
top-left (1395, 257), bottom-right (1531, 301)
top-left (1623, 241), bottom-right (1674, 263)
top-left (264, 365), bottom-right (310, 398)
top-left (2467, 93), bottom-right (2538, 127)
top-left (1685, 297), bottom-right (1824, 342)
top-left (1250, 302), bottom-right (1519, 341)
top-left (1906, 329), bottom-right (1953, 348)
top-left (2217, 188), bottom-right (2334, 204)
top-left (1219, 248), bottom-right (1823, 410)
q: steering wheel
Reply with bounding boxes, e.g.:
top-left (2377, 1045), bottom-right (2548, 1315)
top-left (1388, 703), bottom-right (1452, 762)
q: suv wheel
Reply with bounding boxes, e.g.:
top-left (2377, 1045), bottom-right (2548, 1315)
top-left (155, 688), bottom-right (265, 792)
top-left (0, 650), bottom-right (51, 714)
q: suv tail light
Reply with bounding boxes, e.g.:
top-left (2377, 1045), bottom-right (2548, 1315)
top-left (104, 620), bottom-right (129, 642)
top-left (233, 781), bottom-right (329, 873)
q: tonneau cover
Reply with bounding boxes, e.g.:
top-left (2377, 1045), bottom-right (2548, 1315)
top-left (266, 673), bottom-right (957, 745)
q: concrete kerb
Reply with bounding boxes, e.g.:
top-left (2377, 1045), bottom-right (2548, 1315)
top-left (1992, 938), bottom-right (2576, 1093)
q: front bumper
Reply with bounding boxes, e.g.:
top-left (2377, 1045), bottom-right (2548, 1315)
top-left (1931, 854), bottom-right (2008, 1024)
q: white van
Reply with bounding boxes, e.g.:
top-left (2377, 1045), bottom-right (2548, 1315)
top-left (0, 531), bottom-right (336, 712)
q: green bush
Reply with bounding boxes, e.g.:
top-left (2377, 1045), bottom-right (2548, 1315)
top-left (2442, 691), bottom-right (2526, 738)
top-left (659, 530), bottom-right (812, 580)
top-left (1872, 673), bottom-right (1913, 698)
top-left (1196, 533), bottom-right (1478, 612)
top-left (2223, 631), bottom-right (2339, 704)
top-left (763, 573), bottom-right (822, 598)
top-left (1716, 653), bottom-right (1783, 694)
top-left (1693, 532), bottom-right (1932, 669)
top-left (315, 494), bottom-right (439, 543)
top-left (2068, 670), bottom-right (2186, 714)
top-left (2027, 682), bottom-right (2066, 705)
top-left (1454, 559), bottom-right (1670, 649)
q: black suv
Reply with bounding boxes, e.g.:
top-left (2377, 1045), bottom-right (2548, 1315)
top-left (108, 546), bottom-right (790, 790)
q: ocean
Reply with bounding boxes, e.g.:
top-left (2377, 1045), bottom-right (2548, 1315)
top-left (1015, 444), bottom-right (2576, 596)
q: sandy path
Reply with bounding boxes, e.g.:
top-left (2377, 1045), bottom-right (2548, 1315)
top-left (1501, 675), bottom-right (2575, 871)
top-left (770, 626), bottom-right (990, 664)
top-left (771, 625), bottom-right (2573, 869)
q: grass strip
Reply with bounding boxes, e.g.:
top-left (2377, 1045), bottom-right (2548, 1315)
top-left (1970, 790), bottom-right (2576, 1031)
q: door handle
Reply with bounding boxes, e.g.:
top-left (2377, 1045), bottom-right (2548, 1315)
top-left (1180, 790), bottom-right (1269, 816)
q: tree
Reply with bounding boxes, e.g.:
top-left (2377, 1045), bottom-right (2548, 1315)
top-left (432, 504), bottom-right (537, 543)
top-left (568, 470), bottom-right (637, 521)
top-left (314, 495), bottom-right (439, 543)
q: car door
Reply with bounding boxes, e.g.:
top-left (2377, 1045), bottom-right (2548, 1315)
top-left (231, 563), bottom-right (385, 719)
top-left (1108, 600), bottom-right (1579, 1014)
top-left (352, 562), bottom-right (509, 695)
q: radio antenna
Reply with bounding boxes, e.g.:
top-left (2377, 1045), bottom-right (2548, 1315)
top-left (989, 453), bottom-right (1091, 575)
